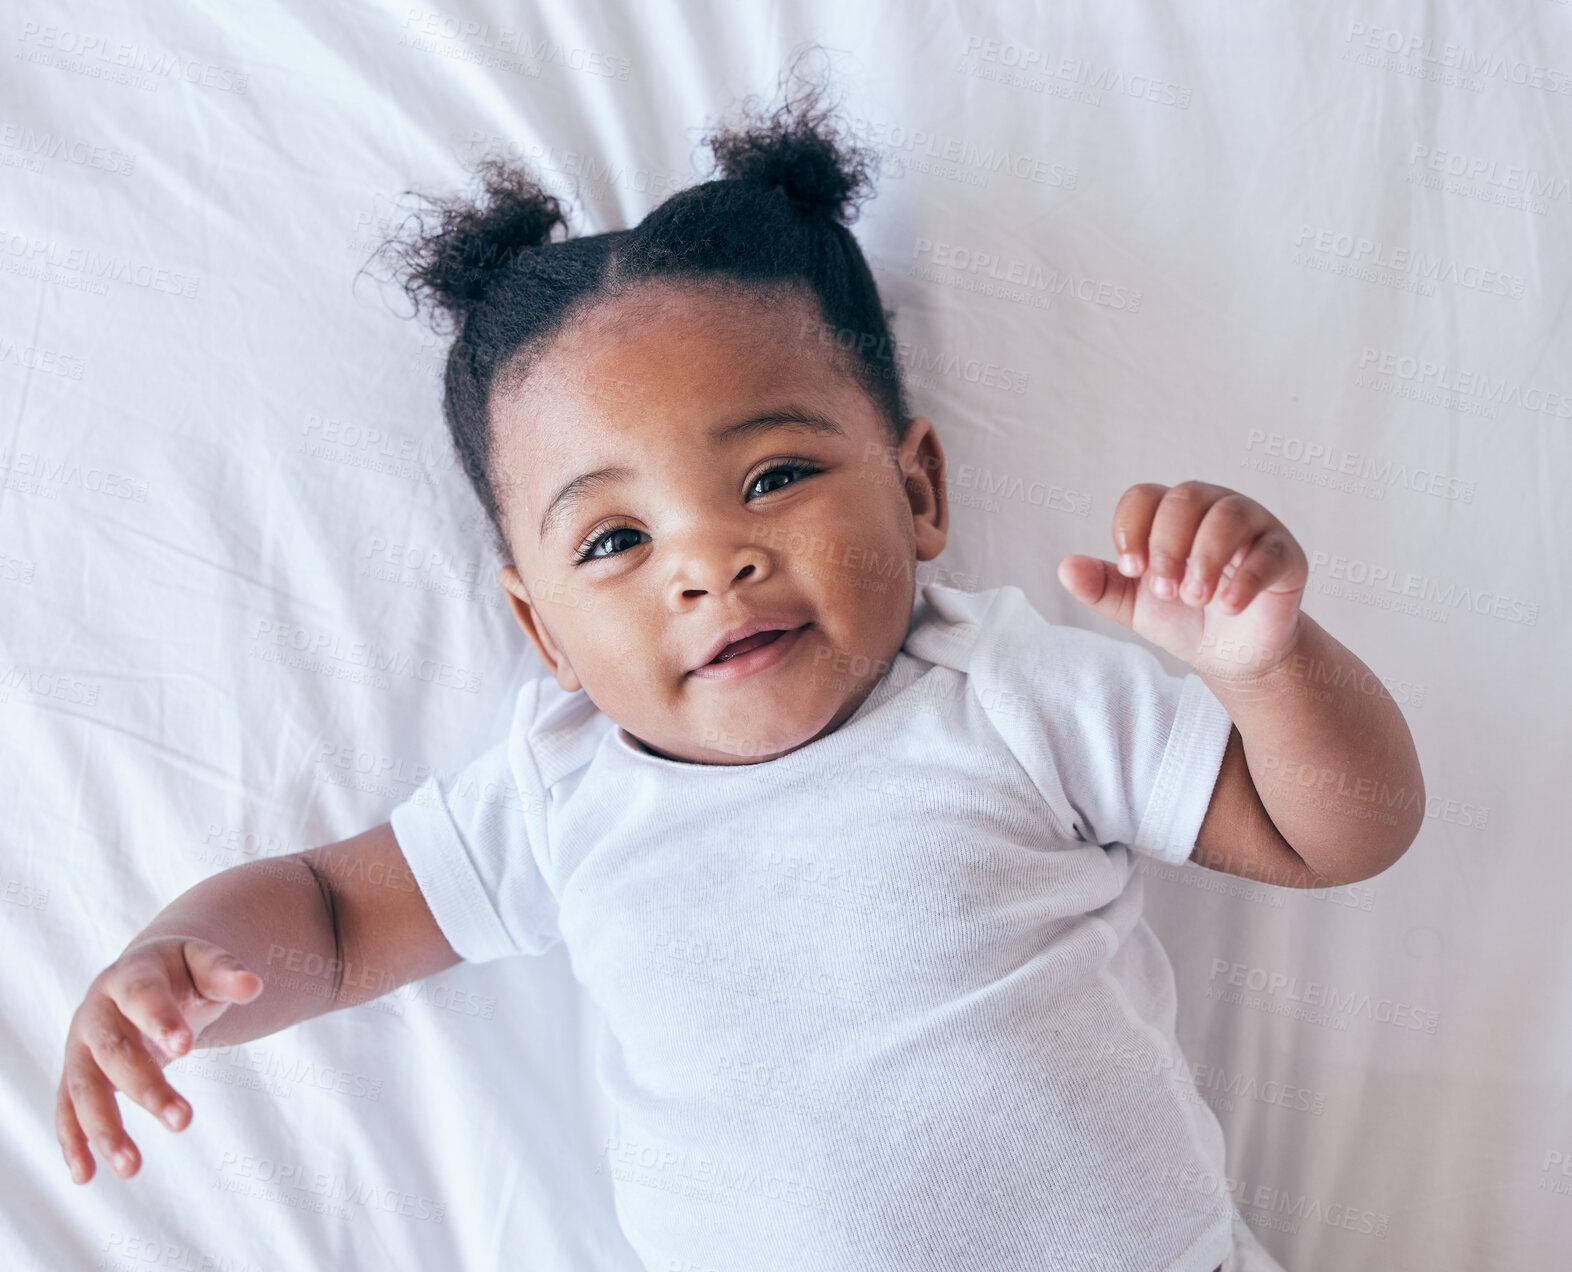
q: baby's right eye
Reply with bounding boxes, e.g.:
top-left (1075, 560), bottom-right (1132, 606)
top-left (574, 524), bottom-right (646, 563)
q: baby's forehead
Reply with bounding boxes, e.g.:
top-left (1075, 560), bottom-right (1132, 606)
top-left (496, 284), bottom-right (856, 429)
top-left (550, 281), bottom-right (826, 375)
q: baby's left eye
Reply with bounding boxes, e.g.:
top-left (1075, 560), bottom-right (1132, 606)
top-left (748, 462), bottom-right (818, 499)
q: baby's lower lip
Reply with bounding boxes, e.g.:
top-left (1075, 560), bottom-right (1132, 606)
top-left (688, 624), bottom-right (808, 681)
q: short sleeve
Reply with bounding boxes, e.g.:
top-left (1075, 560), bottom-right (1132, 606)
top-left (955, 585), bottom-right (1236, 865)
top-left (387, 679), bottom-right (562, 962)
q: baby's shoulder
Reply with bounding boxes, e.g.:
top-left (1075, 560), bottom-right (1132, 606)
top-left (910, 581), bottom-right (1101, 665)
top-left (509, 672), bottom-right (613, 788)
top-left (909, 581), bottom-right (1163, 710)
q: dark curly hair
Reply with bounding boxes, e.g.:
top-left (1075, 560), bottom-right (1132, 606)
top-left (366, 46), bottom-right (910, 568)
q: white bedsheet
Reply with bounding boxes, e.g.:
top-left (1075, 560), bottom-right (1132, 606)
top-left (3, 2), bottom-right (1568, 1268)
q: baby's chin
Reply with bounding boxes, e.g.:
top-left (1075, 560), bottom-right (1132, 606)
top-left (678, 715), bottom-right (834, 765)
top-left (636, 682), bottom-right (851, 765)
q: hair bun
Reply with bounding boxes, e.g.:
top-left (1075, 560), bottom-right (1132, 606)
top-left (703, 57), bottom-right (877, 225)
top-left (373, 156), bottom-right (569, 329)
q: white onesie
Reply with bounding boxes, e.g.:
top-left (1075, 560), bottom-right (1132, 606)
top-left (388, 582), bottom-right (1286, 1272)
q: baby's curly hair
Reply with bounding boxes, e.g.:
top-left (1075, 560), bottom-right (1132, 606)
top-left (367, 45), bottom-right (910, 567)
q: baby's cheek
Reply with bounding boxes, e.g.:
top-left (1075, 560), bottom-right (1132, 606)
top-left (577, 651), bottom-right (656, 718)
top-left (796, 509), bottom-right (911, 606)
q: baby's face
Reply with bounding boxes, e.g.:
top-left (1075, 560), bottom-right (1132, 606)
top-left (488, 280), bottom-right (948, 764)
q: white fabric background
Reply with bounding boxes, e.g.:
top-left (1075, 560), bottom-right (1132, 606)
top-left (3, 2), bottom-right (1567, 1269)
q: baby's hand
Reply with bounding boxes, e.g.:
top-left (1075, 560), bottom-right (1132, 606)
top-left (57, 938), bottom-right (262, 1184)
top-left (1055, 481), bottom-right (1308, 681)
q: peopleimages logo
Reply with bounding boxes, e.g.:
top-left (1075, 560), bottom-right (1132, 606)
top-left (1208, 959), bottom-right (1439, 1034)
top-left (1309, 552), bottom-right (1538, 626)
top-left (0, 226), bottom-right (199, 296)
top-left (911, 238), bottom-right (1142, 311)
top-left (1357, 348), bottom-right (1572, 419)
top-left (212, 1151), bottom-right (446, 1223)
top-left (0, 123), bottom-right (136, 176)
top-left (398, 9), bottom-right (630, 79)
top-left (846, 114), bottom-right (1078, 189)
top-left (1243, 429), bottom-right (1475, 503)
top-left (248, 618), bottom-right (484, 692)
top-left (1342, 20), bottom-right (1572, 97)
top-left (14, 20), bottom-right (250, 93)
top-left (959, 34), bottom-right (1193, 108)
top-left (1293, 225), bottom-right (1527, 298)
top-left (1405, 144), bottom-right (1570, 205)
top-left (1162, 1163), bottom-right (1389, 1237)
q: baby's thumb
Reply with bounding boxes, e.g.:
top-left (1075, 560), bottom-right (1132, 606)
top-left (1055, 554), bottom-right (1137, 628)
top-left (183, 941), bottom-right (264, 1005)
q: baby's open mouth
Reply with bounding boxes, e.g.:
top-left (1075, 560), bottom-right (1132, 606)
top-left (689, 621), bottom-right (811, 680)
top-left (709, 629), bottom-right (789, 664)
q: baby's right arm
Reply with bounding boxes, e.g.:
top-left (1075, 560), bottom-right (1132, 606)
top-left (56, 822), bottom-right (457, 1184)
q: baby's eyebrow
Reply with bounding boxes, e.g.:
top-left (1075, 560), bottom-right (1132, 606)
top-left (539, 465), bottom-right (636, 544)
top-left (537, 406), bottom-right (845, 544)
top-left (707, 406), bottom-right (845, 445)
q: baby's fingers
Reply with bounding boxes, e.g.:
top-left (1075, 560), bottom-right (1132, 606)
top-left (56, 1069), bottom-right (99, 1184)
top-left (181, 940), bottom-right (263, 1008)
top-left (82, 996), bottom-right (192, 1138)
top-left (59, 1035), bottom-right (147, 1182)
top-left (1110, 483), bottom-right (1168, 576)
top-left (1213, 527), bottom-right (1306, 614)
top-left (110, 965), bottom-right (198, 1058)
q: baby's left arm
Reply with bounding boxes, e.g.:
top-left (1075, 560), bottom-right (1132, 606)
top-left (1056, 481), bottom-right (1426, 888)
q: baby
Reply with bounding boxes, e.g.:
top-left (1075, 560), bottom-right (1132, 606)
top-left (56, 77), bottom-right (1424, 1272)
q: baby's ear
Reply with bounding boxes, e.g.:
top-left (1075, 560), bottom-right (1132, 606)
top-left (900, 416), bottom-right (949, 560)
top-left (497, 567), bottom-right (582, 691)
